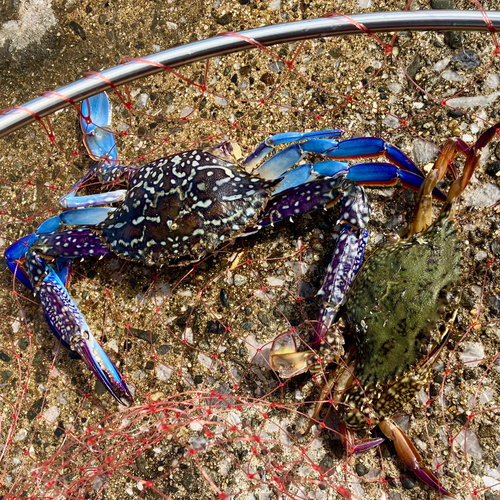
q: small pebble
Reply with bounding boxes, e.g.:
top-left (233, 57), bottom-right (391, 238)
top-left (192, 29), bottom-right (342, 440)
top-left (257, 312), bottom-right (272, 327)
top-left (486, 162), bottom-right (500, 177)
top-left (136, 93), bottom-right (149, 109)
top-left (43, 406), bottom-right (60, 424)
top-left (401, 477), bottom-right (415, 490)
top-left (466, 183), bottom-right (500, 208)
top-left (356, 463), bottom-right (369, 476)
top-left (444, 31), bottom-right (464, 49)
top-left (446, 91), bottom-right (500, 109)
top-left (233, 274), bottom-right (248, 286)
top-left (413, 139), bottom-right (439, 164)
top-left (215, 96), bottom-right (228, 106)
top-left (485, 74), bottom-right (500, 89)
top-left (220, 289), bottom-right (229, 308)
top-left (452, 50), bottom-right (481, 70)
top-left (455, 429), bottom-right (485, 459)
top-left (442, 69), bottom-right (464, 82)
top-left (460, 342), bottom-right (484, 366)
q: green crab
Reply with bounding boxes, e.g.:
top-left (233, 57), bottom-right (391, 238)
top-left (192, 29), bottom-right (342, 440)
top-left (270, 123), bottom-right (499, 496)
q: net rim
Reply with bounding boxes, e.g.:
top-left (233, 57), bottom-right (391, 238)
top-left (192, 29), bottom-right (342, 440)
top-left (0, 10), bottom-right (499, 138)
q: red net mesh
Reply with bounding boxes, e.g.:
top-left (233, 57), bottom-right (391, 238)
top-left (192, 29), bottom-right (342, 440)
top-left (0, 14), bottom-right (499, 500)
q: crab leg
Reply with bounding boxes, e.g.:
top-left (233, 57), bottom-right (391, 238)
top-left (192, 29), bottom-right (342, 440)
top-left (410, 122), bottom-right (499, 236)
top-left (5, 224), bottom-right (132, 405)
top-left (378, 420), bottom-right (452, 497)
top-left (314, 225), bottom-right (368, 347)
top-left (246, 131), bottom-right (428, 189)
top-left (242, 129), bottom-right (344, 171)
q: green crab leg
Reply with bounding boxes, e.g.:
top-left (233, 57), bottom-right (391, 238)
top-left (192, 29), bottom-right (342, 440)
top-left (378, 420), bottom-right (453, 497)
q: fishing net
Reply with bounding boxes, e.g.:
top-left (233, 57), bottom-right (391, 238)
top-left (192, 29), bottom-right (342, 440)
top-left (0, 9), bottom-right (499, 500)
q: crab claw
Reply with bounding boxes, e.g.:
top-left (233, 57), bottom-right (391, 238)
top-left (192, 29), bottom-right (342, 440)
top-left (378, 420), bottom-right (453, 497)
top-left (339, 423), bottom-right (385, 454)
top-left (73, 331), bottom-right (133, 406)
top-left (5, 233), bottom-right (134, 406)
top-left (269, 332), bottom-right (316, 378)
top-left (80, 92), bottom-right (118, 166)
top-left (39, 265), bottom-right (133, 406)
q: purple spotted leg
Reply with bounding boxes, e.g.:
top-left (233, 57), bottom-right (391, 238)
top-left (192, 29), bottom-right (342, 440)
top-left (269, 175), bottom-right (371, 374)
top-left (5, 218), bottom-right (133, 405)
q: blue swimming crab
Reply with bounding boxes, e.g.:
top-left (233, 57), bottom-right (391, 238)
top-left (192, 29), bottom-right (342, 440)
top-left (270, 121), bottom-right (499, 496)
top-left (5, 91), bottom-right (470, 413)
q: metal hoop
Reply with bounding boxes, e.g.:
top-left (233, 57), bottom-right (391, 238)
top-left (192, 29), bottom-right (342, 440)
top-left (0, 10), bottom-right (499, 138)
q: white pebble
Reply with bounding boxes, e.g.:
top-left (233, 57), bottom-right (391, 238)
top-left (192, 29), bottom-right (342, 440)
top-left (155, 364), bottom-right (173, 381)
top-left (387, 82), bottom-right (402, 93)
top-left (475, 250), bottom-right (488, 261)
top-left (383, 114), bottom-right (400, 128)
top-left (483, 476), bottom-right (500, 490)
top-left (43, 406), bottom-right (59, 424)
top-left (432, 57), bottom-right (451, 72)
top-left (446, 91), bottom-right (500, 109)
top-left (197, 353), bottom-right (213, 369)
top-left (460, 343), bottom-right (484, 366)
top-left (455, 429), bottom-right (484, 459)
top-left (484, 74), bottom-right (500, 89)
top-left (266, 277), bottom-right (284, 287)
top-left (57, 392), bottom-right (68, 405)
top-left (466, 183), bottom-right (500, 208)
top-left (183, 327), bottom-right (193, 344)
top-left (189, 436), bottom-right (207, 450)
top-left (14, 429), bottom-right (27, 442)
top-left (189, 421), bottom-right (203, 431)
top-left (441, 69), bottom-right (464, 82)
top-left (480, 388), bottom-right (494, 404)
top-left (133, 370), bottom-right (147, 380)
top-left (136, 93), bottom-right (149, 109)
top-left (215, 96), bottom-right (228, 106)
top-left (180, 107), bottom-right (193, 118)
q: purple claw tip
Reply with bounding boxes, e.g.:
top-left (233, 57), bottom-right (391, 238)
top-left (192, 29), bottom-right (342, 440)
top-left (351, 437), bottom-right (385, 454)
top-left (413, 468), bottom-right (453, 497)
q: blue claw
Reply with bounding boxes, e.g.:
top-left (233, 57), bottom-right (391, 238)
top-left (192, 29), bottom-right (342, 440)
top-left (256, 143), bottom-right (304, 180)
top-left (312, 160), bottom-right (349, 177)
top-left (5, 228), bottom-right (132, 405)
top-left (80, 92), bottom-right (118, 166)
top-left (74, 331), bottom-right (133, 406)
top-left (81, 92), bottom-right (112, 134)
top-left (5, 234), bottom-right (39, 290)
top-left (267, 129), bottom-right (343, 147)
top-left (32, 253), bottom-right (132, 405)
top-left (273, 163), bottom-right (313, 194)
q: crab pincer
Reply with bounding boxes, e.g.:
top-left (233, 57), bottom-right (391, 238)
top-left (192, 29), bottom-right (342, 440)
top-left (6, 218), bottom-right (132, 406)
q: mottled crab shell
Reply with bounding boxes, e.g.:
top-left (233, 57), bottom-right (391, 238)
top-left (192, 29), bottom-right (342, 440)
top-left (340, 207), bottom-right (463, 430)
top-left (96, 148), bottom-right (279, 266)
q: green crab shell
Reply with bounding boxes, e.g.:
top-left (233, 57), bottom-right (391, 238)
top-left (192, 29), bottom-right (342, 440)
top-left (340, 208), bottom-right (463, 429)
